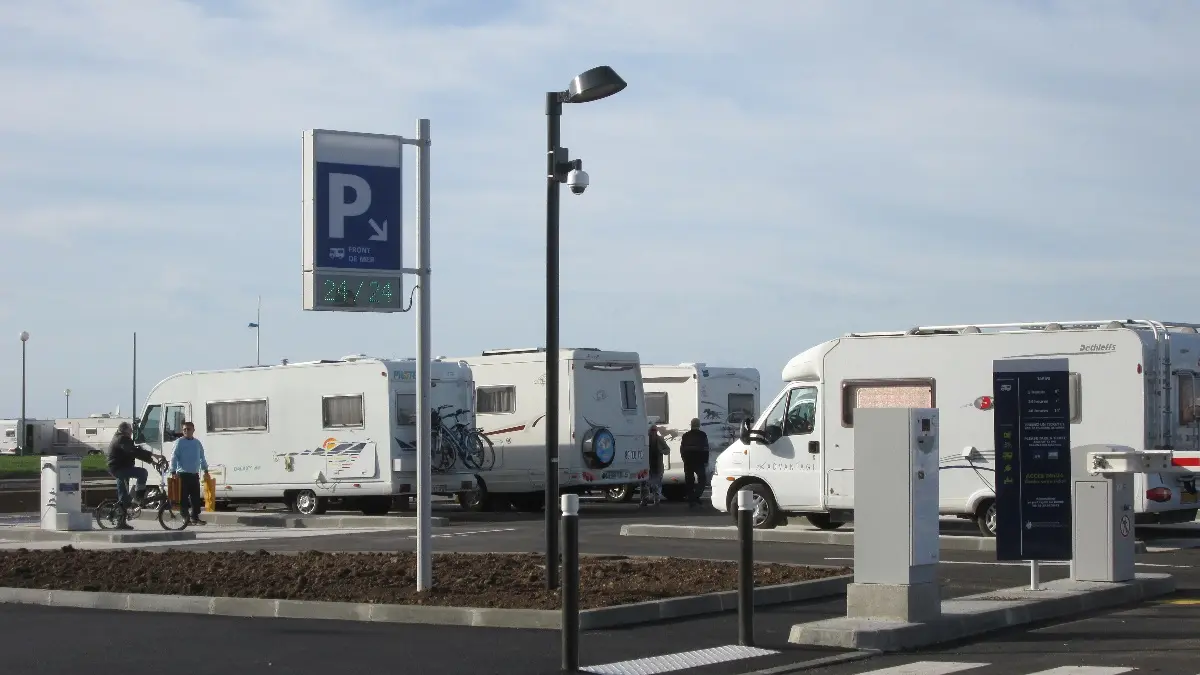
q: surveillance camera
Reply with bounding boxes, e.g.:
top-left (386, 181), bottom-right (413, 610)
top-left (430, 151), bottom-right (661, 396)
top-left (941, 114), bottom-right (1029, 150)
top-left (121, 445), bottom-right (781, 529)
top-left (567, 168), bottom-right (589, 195)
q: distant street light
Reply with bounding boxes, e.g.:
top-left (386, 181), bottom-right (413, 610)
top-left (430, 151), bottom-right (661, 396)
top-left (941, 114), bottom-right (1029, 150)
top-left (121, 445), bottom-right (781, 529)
top-left (19, 331), bottom-right (29, 456)
top-left (543, 65), bottom-right (627, 590)
top-left (64, 388), bottom-right (71, 418)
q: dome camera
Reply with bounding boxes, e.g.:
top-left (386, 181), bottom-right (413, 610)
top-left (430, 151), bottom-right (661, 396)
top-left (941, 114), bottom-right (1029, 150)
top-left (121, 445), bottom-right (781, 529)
top-left (567, 168), bottom-right (589, 195)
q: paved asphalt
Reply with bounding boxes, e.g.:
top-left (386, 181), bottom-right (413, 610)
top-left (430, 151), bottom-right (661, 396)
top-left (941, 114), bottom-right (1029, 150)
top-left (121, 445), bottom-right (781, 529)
top-left (2, 499), bottom-right (1200, 673)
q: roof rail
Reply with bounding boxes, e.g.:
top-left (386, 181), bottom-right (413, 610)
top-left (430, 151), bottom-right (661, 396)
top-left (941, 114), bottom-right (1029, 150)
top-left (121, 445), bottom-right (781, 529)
top-left (480, 347), bottom-right (602, 356)
top-left (844, 319), bottom-right (1199, 337)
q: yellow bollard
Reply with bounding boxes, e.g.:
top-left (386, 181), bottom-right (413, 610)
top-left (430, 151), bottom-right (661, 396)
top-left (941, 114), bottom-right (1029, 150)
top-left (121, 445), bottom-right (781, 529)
top-left (202, 472), bottom-right (216, 512)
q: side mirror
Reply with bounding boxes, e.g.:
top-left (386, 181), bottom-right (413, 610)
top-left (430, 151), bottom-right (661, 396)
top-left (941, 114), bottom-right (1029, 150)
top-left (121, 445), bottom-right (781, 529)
top-left (739, 420), bottom-right (753, 444)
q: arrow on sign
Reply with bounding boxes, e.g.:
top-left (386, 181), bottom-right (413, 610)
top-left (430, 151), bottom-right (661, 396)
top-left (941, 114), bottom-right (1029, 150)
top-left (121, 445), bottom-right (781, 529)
top-left (368, 218), bottom-right (388, 242)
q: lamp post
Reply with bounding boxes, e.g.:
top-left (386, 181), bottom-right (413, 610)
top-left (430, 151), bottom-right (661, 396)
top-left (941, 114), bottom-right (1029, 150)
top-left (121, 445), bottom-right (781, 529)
top-left (64, 389), bottom-right (71, 418)
top-left (19, 331), bottom-right (28, 456)
top-left (544, 65), bottom-right (627, 590)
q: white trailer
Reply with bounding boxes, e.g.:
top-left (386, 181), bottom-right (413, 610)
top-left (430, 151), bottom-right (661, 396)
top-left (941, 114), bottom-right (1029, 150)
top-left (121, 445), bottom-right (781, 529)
top-left (605, 363), bottom-right (760, 502)
top-left (711, 319), bottom-right (1200, 534)
top-left (136, 355), bottom-right (478, 515)
top-left (451, 348), bottom-right (650, 511)
top-left (0, 419), bottom-right (55, 455)
top-left (49, 415), bottom-right (131, 456)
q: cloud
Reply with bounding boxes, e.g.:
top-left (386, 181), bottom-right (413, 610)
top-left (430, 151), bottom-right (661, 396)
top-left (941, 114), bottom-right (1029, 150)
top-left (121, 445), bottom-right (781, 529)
top-left (0, 0), bottom-right (1198, 417)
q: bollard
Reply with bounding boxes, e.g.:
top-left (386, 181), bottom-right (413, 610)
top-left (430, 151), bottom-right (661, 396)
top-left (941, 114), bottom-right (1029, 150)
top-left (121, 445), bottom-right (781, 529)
top-left (738, 488), bottom-right (754, 647)
top-left (561, 493), bottom-right (580, 673)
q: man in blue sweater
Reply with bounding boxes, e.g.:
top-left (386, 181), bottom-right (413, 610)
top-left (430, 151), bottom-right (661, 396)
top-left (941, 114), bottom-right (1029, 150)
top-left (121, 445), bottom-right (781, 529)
top-left (170, 421), bottom-right (209, 525)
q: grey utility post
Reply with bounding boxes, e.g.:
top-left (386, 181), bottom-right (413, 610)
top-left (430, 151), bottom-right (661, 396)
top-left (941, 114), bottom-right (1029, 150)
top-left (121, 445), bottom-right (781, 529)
top-left (1071, 444), bottom-right (1181, 583)
top-left (846, 407), bottom-right (942, 623)
top-left (301, 121), bottom-right (435, 590)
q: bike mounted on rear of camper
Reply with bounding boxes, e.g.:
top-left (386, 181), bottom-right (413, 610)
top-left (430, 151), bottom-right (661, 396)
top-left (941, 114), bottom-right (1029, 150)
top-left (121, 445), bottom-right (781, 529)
top-left (431, 404), bottom-right (496, 472)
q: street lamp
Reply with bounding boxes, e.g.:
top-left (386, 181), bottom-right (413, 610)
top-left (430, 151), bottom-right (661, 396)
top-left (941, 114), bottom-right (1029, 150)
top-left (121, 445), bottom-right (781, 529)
top-left (544, 65), bottom-right (627, 590)
top-left (19, 331), bottom-right (28, 456)
top-left (64, 389), bottom-right (71, 418)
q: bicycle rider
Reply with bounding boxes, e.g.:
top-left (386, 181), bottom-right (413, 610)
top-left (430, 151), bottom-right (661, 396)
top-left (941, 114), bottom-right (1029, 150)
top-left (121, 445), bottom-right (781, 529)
top-left (106, 421), bottom-right (164, 529)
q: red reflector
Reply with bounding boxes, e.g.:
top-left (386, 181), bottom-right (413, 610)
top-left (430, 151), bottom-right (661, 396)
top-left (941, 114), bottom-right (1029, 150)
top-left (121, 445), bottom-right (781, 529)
top-left (1137, 364), bottom-right (1143, 374)
top-left (974, 396), bottom-right (993, 411)
top-left (1172, 457), bottom-right (1200, 467)
top-left (1147, 487), bottom-right (1172, 502)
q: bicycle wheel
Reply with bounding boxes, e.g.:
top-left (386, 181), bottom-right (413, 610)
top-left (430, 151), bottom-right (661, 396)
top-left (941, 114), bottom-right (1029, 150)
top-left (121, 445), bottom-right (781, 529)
top-left (461, 433), bottom-right (487, 471)
top-left (431, 430), bottom-right (456, 472)
top-left (93, 500), bottom-right (121, 530)
top-left (471, 431), bottom-right (496, 470)
top-left (156, 499), bottom-right (189, 531)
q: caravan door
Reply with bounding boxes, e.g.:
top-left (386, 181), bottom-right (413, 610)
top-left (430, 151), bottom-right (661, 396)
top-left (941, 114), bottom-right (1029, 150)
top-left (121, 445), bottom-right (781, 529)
top-left (754, 385), bottom-right (824, 510)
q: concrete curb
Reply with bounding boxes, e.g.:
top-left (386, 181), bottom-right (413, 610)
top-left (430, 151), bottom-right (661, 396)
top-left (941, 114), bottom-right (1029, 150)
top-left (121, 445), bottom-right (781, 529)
top-left (619, 524), bottom-right (1151, 554)
top-left (134, 512), bottom-right (444, 529)
top-left (788, 572), bottom-right (1175, 652)
top-left (0, 574), bottom-right (851, 630)
top-left (0, 529), bottom-right (196, 543)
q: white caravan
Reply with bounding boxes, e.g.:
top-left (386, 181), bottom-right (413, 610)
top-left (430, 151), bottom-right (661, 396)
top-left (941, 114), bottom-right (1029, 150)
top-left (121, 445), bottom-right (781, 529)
top-left (0, 419), bottom-right (55, 455)
top-left (452, 348), bottom-right (651, 511)
top-left (136, 355), bottom-right (478, 515)
top-left (605, 363), bottom-right (759, 501)
top-left (50, 415), bottom-right (132, 456)
top-left (712, 319), bottom-right (1200, 535)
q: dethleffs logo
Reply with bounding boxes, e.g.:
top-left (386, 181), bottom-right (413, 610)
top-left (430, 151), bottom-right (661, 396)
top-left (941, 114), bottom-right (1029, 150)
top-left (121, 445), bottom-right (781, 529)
top-left (1079, 343), bottom-right (1116, 353)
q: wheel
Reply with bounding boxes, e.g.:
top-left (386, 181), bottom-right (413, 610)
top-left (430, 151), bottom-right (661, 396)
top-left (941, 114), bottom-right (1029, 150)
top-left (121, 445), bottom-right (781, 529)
top-left (806, 513), bottom-right (846, 530)
top-left (604, 484), bottom-right (634, 502)
top-left (157, 501), bottom-right (189, 531)
top-left (470, 432), bottom-right (496, 470)
top-left (976, 499), bottom-right (997, 537)
top-left (728, 482), bottom-right (781, 529)
top-left (457, 478), bottom-right (490, 512)
top-left (294, 489), bottom-right (328, 516)
top-left (431, 433), bottom-right (456, 472)
top-left (460, 434), bottom-right (486, 471)
top-left (93, 500), bottom-right (121, 530)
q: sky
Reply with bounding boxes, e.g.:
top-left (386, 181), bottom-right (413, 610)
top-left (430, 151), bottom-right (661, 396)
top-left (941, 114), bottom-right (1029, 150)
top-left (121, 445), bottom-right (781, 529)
top-left (1, 0), bottom-right (1198, 420)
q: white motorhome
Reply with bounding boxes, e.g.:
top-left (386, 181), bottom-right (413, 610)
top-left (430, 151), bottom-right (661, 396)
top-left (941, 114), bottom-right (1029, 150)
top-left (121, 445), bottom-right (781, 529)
top-left (712, 319), bottom-right (1200, 535)
top-left (606, 363), bottom-right (759, 502)
top-left (0, 419), bottom-right (55, 455)
top-left (451, 348), bottom-right (650, 512)
top-left (136, 355), bottom-right (478, 515)
top-left (50, 415), bottom-right (131, 456)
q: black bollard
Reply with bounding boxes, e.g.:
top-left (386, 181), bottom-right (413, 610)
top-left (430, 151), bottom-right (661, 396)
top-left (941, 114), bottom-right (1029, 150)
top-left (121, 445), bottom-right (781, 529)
top-left (738, 488), bottom-right (754, 646)
top-left (561, 493), bottom-right (580, 673)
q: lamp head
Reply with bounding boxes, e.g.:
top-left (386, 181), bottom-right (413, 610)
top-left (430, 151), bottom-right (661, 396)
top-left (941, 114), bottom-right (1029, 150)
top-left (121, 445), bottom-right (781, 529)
top-left (19, 331), bottom-right (29, 343)
top-left (566, 66), bottom-right (627, 104)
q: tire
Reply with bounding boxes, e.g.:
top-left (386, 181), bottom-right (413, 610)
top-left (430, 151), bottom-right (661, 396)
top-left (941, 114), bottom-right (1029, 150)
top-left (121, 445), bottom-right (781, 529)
top-left (728, 482), bottom-right (780, 530)
top-left (605, 484), bottom-right (634, 503)
top-left (157, 501), bottom-right (189, 530)
top-left (294, 489), bottom-right (328, 516)
top-left (93, 500), bottom-right (120, 530)
top-left (461, 433), bottom-right (487, 471)
top-left (431, 432), bottom-right (456, 472)
top-left (976, 499), bottom-right (997, 537)
top-left (472, 432), bottom-right (496, 470)
top-left (581, 427), bottom-right (616, 470)
top-left (457, 478), bottom-right (491, 512)
top-left (806, 513), bottom-right (846, 530)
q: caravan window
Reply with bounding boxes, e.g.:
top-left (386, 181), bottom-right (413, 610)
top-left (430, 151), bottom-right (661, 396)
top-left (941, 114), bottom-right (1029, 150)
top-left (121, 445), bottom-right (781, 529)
top-left (206, 399), bottom-right (268, 433)
top-left (645, 392), bottom-right (669, 423)
top-left (54, 429), bottom-right (70, 446)
top-left (728, 394), bottom-right (755, 423)
top-left (477, 386), bottom-right (515, 415)
top-left (841, 379), bottom-right (935, 427)
top-left (4, 429), bottom-right (14, 438)
top-left (84, 428), bottom-right (98, 436)
top-left (620, 381), bottom-right (638, 411)
top-left (323, 395), bottom-right (365, 429)
top-left (1176, 372), bottom-right (1195, 425)
top-left (395, 393), bottom-right (417, 426)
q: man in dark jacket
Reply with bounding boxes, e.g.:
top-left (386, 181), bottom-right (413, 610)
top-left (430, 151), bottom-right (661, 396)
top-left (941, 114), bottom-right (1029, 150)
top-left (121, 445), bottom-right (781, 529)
top-left (107, 422), bottom-right (158, 525)
top-left (679, 417), bottom-right (710, 507)
top-left (640, 424), bottom-right (667, 507)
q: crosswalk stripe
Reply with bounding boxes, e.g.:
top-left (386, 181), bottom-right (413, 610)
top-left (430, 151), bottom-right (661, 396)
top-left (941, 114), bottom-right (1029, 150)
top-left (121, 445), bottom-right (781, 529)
top-left (851, 663), bottom-right (988, 674)
top-left (581, 645), bottom-right (777, 675)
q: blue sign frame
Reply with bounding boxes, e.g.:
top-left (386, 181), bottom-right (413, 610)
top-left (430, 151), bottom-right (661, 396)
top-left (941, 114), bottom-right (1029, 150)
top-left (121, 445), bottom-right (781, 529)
top-left (993, 358), bottom-right (1073, 561)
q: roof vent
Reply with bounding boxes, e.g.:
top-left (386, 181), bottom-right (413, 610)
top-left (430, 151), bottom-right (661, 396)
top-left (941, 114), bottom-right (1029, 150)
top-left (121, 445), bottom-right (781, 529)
top-left (960, 326), bottom-right (981, 334)
top-left (1044, 323), bottom-right (1063, 332)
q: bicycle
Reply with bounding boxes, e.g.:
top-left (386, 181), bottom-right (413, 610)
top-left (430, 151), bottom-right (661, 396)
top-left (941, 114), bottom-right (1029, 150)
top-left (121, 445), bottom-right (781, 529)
top-left (94, 456), bottom-right (189, 531)
top-left (430, 405), bottom-right (495, 472)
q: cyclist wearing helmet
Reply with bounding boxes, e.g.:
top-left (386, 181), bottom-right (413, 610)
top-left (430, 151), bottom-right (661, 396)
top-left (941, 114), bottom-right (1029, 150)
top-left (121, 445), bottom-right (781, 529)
top-left (106, 421), bottom-right (161, 529)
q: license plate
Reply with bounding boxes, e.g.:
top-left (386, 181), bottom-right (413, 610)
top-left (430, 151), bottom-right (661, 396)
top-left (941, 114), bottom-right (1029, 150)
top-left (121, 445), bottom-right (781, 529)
top-left (1183, 491), bottom-right (1197, 504)
top-left (602, 470), bottom-right (629, 481)
top-left (624, 450), bottom-right (644, 461)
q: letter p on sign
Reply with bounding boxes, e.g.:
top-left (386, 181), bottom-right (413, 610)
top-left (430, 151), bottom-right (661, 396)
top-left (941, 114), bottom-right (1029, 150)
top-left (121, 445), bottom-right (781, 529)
top-left (328, 173), bottom-right (371, 239)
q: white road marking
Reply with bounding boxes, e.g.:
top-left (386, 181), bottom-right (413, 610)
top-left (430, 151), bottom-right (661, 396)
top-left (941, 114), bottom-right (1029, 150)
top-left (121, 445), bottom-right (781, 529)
top-left (581, 645), bottom-right (777, 675)
top-left (1020, 668), bottom-right (1134, 674)
top-left (843, 662), bottom-right (987, 674)
top-left (823, 557), bottom-right (1193, 570)
top-left (408, 527), bottom-right (517, 539)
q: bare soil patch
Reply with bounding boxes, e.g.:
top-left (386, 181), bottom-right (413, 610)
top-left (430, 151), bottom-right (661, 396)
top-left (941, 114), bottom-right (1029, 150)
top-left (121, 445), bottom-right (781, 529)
top-left (0, 548), bottom-right (848, 610)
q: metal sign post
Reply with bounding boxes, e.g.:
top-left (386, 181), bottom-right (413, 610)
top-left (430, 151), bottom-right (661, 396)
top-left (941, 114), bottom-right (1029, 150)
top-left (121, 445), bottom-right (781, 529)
top-left (301, 121), bottom-right (434, 591)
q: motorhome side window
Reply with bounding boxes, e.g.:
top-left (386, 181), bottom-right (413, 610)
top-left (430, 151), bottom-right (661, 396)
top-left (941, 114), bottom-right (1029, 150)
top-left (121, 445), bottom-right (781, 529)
top-left (476, 386), bottom-right (515, 415)
top-left (206, 399), bottom-right (268, 433)
top-left (4, 429), bottom-right (15, 438)
top-left (621, 381), bottom-right (637, 410)
top-left (322, 394), bottom-right (365, 429)
top-left (1179, 373), bottom-right (1198, 427)
top-left (728, 393), bottom-right (755, 423)
top-left (645, 392), bottom-right (669, 423)
top-left (841, 380), bottom-right (935, 427)
top-left (395, 393), bottom-right (417, 426)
